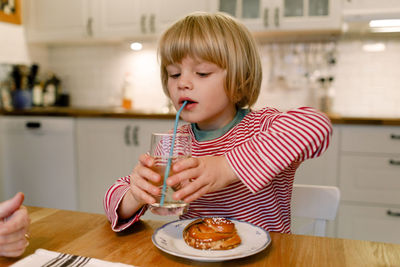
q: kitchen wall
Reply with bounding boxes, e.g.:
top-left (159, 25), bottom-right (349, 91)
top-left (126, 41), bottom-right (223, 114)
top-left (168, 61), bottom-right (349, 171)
top-left (40, 36), bottom-right (400, 118)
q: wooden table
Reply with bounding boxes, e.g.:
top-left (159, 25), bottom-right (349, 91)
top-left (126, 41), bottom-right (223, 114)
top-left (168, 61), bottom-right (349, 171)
top-left (1, 207), bottom-right (400, 266)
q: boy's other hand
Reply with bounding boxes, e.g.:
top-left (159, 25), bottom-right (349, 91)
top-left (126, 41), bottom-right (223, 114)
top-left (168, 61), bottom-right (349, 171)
top-left (167, 155), bottom-right (239, 203)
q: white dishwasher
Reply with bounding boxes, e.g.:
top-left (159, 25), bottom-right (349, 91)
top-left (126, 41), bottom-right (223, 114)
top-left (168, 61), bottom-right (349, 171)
top-left (1, 116), bottom-right (77, 210)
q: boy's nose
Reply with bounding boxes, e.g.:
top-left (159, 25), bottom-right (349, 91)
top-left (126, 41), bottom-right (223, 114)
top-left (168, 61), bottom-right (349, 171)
top-left (177, 75), bottom-right (193, 90)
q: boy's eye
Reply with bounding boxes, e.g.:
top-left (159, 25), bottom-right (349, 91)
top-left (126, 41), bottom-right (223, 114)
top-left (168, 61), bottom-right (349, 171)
top-left (197, 72), bottom-right (211, 77)
top-left (169, 73), bottom-right (180, 78)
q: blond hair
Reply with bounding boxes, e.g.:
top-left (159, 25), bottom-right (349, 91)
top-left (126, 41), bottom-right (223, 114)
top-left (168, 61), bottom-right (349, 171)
top-left (158, 12), bottom-right (262, 108)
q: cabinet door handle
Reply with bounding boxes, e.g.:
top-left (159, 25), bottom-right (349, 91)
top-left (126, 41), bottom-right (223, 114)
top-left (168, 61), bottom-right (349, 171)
top-left (26, 122), bottom-right (41, 129)
top-left (389, 159), bottom-right (400, 166)
top-left (132, 126), bottom-right (139, 146)
top-left (263, 8), bottom-right (269, 27)
top-left (149, 14), bottom-right (155, 33)
top-left (274, 7), bottom-right (279, 27)
top-left (87, 17), bottom-right (93, 36)
top-left (140, 15), bottom-right (147, 34)
top-left (390, 134), bottom-right (400, 140)
top-left (387, 210), bottom-right (400, 217)
top-left (124, 125), bottom-right (131, 146)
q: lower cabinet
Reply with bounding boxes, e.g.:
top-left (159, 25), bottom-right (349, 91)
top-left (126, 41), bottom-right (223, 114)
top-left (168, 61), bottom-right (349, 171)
top-left (294, 124), bottom-right (400, 244)
top-left (337, 203), bottom-right (400, 244)
top-left (0, 116), bottom-right (77, 210)
top-left (76, 118), bottom-right (174, 214)
top-left (337, 125), bottom-right (400, 244)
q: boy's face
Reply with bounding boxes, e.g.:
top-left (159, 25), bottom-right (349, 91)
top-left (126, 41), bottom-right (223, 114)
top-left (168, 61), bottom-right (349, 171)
top-left (166, 56), bottom-right (236, 131)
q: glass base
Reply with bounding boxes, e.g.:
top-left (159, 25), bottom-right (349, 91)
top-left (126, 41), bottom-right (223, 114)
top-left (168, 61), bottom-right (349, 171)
top-left (149, 202), bottom-right (188, 216)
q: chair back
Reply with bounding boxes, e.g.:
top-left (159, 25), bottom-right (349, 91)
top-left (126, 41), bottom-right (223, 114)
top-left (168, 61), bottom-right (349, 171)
top-left (291, 184), bottom-right (340, 236)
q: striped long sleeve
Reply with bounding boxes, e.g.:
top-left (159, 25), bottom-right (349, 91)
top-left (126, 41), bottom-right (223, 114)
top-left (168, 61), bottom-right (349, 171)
top-left (103, 175), bottom-right (146, 232)
top-left (226, 107), bottom-right (332, 193)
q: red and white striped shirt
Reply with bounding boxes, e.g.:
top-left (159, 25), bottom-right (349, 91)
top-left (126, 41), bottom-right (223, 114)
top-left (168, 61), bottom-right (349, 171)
top-left (104, 107), bottom-right (332, 233)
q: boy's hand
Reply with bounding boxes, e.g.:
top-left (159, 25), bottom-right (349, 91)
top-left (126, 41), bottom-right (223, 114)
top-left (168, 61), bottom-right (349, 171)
top-left (129, 154), bottom-right (163, 204)
top-left (118, 154), bottom-right (162, 219)
top-left (166, 156), bottom-right (239, 203)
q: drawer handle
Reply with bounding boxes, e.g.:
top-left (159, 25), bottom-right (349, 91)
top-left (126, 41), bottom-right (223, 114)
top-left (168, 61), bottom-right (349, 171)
top-left (387, 210), bottom-right (400, 217)
top-left (132, 126), bottom-right (139, 146)
top-left (26, 122), bottom-right (41, 129)
top-left (124, 125), bottom-right (131, 146)
top-left (389, 159), bottom-right (400, 166)
top-left (390, 134), bottom-right (400, 140)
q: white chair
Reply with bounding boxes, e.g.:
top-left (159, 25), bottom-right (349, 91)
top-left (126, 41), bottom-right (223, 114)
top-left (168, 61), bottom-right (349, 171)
top-left (291, 184), bottom-right (340, 237)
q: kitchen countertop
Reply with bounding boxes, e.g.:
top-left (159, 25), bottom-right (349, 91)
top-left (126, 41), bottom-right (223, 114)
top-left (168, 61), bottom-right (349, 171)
top-left (1, 107), bottom-right (400, 125)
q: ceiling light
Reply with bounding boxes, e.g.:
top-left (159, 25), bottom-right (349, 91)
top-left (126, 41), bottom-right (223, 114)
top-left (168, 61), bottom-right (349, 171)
top-left (362, 43), bottom-right (386, 52)
top-left (369, 19), bottom-right (400, 28)
top-left (130, 42), bottom-right (143, 51)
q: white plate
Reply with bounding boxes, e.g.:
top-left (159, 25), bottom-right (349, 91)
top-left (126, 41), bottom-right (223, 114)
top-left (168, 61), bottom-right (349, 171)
top-left (152, 218), bottom-right (271, 262)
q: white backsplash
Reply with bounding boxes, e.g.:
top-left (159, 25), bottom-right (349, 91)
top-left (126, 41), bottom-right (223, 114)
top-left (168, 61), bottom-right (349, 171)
top-left (45, 37), bottom-right (400, 117)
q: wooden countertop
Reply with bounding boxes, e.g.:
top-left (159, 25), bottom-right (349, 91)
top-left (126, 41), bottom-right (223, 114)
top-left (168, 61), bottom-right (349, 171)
top-left (0, 107), bottom-right (177, 119)
top-left (1, 107), bottom-right (400, 125)
top-left (1, 207), bottom-right (400, 266)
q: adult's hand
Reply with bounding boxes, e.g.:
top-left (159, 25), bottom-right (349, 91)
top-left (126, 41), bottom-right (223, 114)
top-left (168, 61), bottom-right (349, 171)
top-left (0, 192), bottom-right (30, 257)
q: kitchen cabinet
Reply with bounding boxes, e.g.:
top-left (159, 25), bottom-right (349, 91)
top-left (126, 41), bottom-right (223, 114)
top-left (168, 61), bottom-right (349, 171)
top-left (217, 0), bottom-right (342, 31)
top-left (96, 0), bottom-right (217, 40)
top-left (336, 125), bottom-right (400, 244)
top-left (0, 116), bottom-right (77, 210)
top-left (76, 118), bottom-right (175, 214)
top-left (342, 0), bottom-right (400, 20)
top-left (23, 0), bottom-right (93, 43)
top-left (23, 0), bottom-right (217, 43)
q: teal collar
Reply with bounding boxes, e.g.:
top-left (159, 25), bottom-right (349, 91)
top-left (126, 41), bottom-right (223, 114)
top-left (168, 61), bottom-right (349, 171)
top-left (191, 109), bottom-right (250, 141)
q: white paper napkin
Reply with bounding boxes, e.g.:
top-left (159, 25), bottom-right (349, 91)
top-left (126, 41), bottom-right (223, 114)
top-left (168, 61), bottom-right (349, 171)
top-left (11, 248), bottom-right (135, 267)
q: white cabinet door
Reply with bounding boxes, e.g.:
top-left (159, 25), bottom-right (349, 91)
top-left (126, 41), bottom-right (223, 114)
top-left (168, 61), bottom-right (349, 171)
top-left (156, 0), bottom-right (219, 33)
top-left (76, 118), bottom-right (131, 214)
top-left (217, 0), bottom-right (342, 31)
top-left (294, 125), bottom-right (340, 186)
top-left (1, 117), bottom-right (77, 210)
top-left (97, 0), bottom-right (217, 40)
top-left (217, 0), bottom-right (274, 31)
top-left (339, 154), bottom-right (400, 205)
top-left (95, 0), bottom-right (155, 39)
top-left (24, 0), bottom-right (92, 43)
top-left (343, 0), bottom-right (400, 16)
top-left (276, 0), bottom-right (342, 30)
top-left (337, 203), bottom-right (400, 244)
top-left (76, 118), bottom-right (174, 214)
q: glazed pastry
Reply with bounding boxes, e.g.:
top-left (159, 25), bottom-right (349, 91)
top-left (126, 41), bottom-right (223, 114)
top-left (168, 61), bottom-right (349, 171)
top-left (183, 217), bottom-right (241, 250)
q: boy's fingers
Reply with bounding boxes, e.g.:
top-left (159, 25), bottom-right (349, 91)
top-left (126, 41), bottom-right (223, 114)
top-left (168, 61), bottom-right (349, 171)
top-left (139, 154), bottom-right (154, 167)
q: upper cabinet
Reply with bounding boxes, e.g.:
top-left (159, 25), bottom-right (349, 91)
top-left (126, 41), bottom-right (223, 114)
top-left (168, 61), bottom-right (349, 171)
top-left (95, 0), bottom-right (218, 41)
top-left (23, 0), bottom-right (342, 43)
top-left (23, 0), bottom-right (217, 43)
top-left (342, 0), bottom-right (400, 20)
top-left (23, 0), bottom-right (93, 43)
top-left (217, 0), bottom-right (342, 31)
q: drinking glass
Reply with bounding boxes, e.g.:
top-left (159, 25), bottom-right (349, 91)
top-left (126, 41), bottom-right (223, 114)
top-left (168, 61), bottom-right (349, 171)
top-left (148, 132), bottom-right (191, 215)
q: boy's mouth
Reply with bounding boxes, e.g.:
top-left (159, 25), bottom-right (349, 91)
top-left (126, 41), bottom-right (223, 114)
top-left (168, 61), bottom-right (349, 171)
top-left (179, 98), bottom-right (197, 106)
